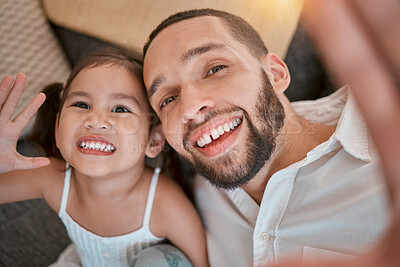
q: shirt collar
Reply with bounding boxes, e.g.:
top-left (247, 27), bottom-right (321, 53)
top-left (291, 85), bottom-right (372, 162)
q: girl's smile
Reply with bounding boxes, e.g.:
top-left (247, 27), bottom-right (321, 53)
top-left (77, 135), bottom-right (116, 155)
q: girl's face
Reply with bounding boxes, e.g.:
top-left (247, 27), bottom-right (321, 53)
top-left (55, 65), bottom-right (163, 177)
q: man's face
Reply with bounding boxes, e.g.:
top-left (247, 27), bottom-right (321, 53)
top-left (143, 16), bottom-right (285, 189)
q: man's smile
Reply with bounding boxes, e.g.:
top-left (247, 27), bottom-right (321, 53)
top-left (196, 117), bottom-right (242, 148)
top-left (185, 113), bottom-right (244, 157)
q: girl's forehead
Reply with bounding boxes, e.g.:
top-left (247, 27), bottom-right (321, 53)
top-left (66, 65), bottom-right (151, 112)
top-left (70, 65), bottom-right (146, 98)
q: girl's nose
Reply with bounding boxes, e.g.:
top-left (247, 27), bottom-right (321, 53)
top-left (83, 112), bottom-right (111, 130)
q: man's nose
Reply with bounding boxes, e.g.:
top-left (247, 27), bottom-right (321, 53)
top-left (180, 82), bottom-right (216, 124)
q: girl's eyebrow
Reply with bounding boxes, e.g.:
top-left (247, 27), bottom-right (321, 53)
top-left (111, 93), bottom-right (141, 107)
top-left (66, 91), bottom-right (140, 106)
top-left (67, 91), bottom-right (90, 99)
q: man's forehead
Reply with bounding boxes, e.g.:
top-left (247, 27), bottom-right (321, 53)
top-left (146, 16), bottom-right (230, 57)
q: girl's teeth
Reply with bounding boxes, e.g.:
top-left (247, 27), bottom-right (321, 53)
top-left (233, 120), bottom-right (238, 127)
top-left (100, 143), bottom-right (106, 151)
top-left (106, 144), bottom-right (115, 152)
top-left (89, 142), bottom-right (95, 149)
top-left (230, 122), bottom-right (235, 129)
top-left (79, 141), bottom-right (115, 152)
top-left (95, 142), bottom-right (101, 150)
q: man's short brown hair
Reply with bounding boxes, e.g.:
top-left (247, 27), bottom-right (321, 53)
top-left (143, 8), bottom-right (268, 60)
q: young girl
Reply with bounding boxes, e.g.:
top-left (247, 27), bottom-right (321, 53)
top-left (0, 48), bottom-right (208, 266)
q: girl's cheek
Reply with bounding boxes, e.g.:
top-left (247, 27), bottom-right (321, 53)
top-left (117, 115), bottom-right (141, 135)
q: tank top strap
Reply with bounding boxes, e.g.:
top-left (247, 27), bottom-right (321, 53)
top-left (143, 167), bottom-right (161, 227)
top-left (58, 163), bottom-right (72, 216)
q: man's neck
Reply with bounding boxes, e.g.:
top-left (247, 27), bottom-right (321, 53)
top-left (242, 114), bottom-right (336, 205)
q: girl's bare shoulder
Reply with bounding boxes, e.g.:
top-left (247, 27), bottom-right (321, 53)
top-left (154, 171), bottom-right (188, 202)
top-left (150, 169), bottom-right (196, 234)
top-left (39, 157), bottom-right (68, 211)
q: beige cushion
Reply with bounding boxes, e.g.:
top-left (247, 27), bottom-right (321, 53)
top-left (41, 0), bottom-right (304, 59)
top-left (0, 0), bottom-right (70, 137)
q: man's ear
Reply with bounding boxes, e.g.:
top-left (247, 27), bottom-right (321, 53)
top-left (145, 124), bottom-right (165, 158)
top-left (262, 53), bottom-right (291, 94)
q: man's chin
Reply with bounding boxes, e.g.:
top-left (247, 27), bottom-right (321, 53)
top-left (204, 175), bottom-right (251, 190)
top-left (182, 156), bottom-right (255, 190)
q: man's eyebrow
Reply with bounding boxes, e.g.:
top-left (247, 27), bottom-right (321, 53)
top-left (148, 74), bottom-right (166, 99)
top-left (180, 42), bottom-right (227, 63)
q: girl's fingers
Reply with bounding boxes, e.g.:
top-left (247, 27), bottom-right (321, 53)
top-left (0, 73), bottom-right (27, 120)
top-left (13, 92), bottom-right (46, 134)
top-left (15, 155), bottom-right (50, 171)
top-left (0, 75), bottom-right (14, 109)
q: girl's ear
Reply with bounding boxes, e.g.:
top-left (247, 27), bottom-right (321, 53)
top-left (55, 113), bottom-right (60, 148)
top-left (145, 124), bottom-right (165, 158)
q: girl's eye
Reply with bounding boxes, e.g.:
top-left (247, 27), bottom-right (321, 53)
top-left (161, 96), bottom-right (176, 109)
top-left (112, 106), bottom-right (131, 113)
top-left (207, 65), bottom-right (226, 76)
top-left (73, 102), bottom-right (89, 109)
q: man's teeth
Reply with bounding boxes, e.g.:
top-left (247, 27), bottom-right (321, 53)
top-left (196, 118), bottom-right (242, 148)
top-left (79, 141), bottom-right (115, 152)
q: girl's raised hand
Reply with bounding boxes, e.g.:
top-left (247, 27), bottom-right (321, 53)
top-left (0, 73), bottom-right (50, 173)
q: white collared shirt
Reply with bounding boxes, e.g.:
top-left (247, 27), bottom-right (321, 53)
top-left (194, 86), bottom-right (389, 267)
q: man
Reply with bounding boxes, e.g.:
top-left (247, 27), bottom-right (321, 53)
top-left (142, 8), bottom-right (388, 266)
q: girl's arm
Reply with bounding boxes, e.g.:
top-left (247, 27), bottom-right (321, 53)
top-left (151, 174), bottom-right (209, 267)
top-left (0, 74), bottom-right (50, 174)
top-left (0, 158), bottom-right (64, 209)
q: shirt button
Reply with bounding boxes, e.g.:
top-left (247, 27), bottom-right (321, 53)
top-left (260, 232), bottom-right (270, 242)
top-left (101, 252), bottom-right (109, 258)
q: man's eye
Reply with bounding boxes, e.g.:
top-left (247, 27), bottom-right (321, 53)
top-left (161, 96), bottom-right (176, 109)
top-left (207, 65), bottom-right (226, 76)
top-left (73, 102), bottom-right (89, 109)
top-left (112, 106), bottom-right (130, 113)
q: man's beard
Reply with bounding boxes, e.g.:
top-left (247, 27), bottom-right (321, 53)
top-left (181, 68), bottom-right (285, 190)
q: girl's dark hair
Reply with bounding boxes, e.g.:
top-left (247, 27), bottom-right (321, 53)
top-left (26, 47), bottom-right (144, 159)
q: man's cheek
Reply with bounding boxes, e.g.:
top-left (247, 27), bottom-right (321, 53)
top-left (161, 114), bottom-right (181, 136)
top-left (164, 133), bottom-right (182, 152)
